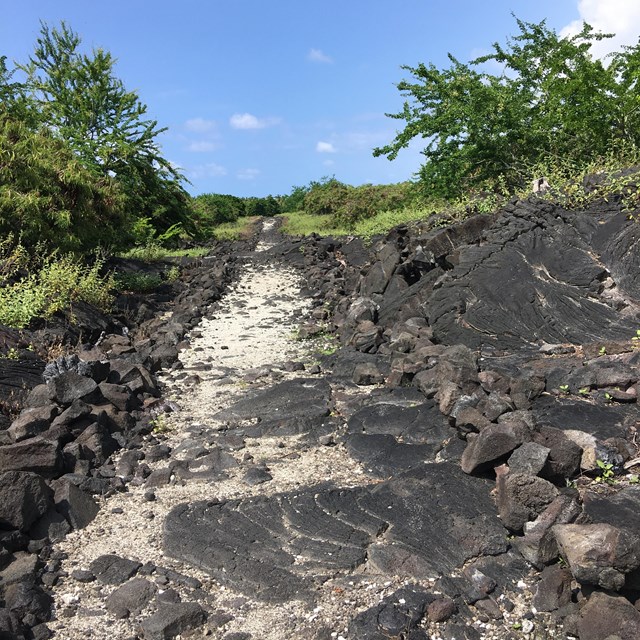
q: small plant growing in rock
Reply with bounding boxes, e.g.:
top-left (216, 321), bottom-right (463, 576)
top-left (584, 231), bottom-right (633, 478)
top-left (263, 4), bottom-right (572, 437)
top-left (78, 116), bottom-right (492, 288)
top-left (559, 384), bottom-right (570, 394)
top-left (166, 266), bottom-right (181, 282)
top-left (578, 387), bottom-right (590, 396)
top-left (632, 329), bottom-right (640, 348)
top-left (595, 459), bottom-right (616, 484)
top-left (599, 346), bottom-right (607, 356)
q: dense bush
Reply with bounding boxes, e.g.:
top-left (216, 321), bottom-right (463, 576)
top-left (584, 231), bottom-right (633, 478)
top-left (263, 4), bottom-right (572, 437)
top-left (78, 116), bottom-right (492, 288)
top-left (1, 23), bottom-right (190, 254)
top-left (0, 114), bottom-right (127, 252)
top-left (301, 178), bottom-right (415, 227)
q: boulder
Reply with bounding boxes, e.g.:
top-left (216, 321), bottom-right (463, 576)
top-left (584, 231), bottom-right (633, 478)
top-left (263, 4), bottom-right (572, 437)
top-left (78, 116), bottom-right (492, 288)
top-left (577, 591), bottom-right (640, 640)
top-left (553, 523), bottom-right (640, 590)
top-left (495, 468), bottom-right (559, 531)
top-left (139, 602), bottom-right (206, 640)
top-left (0, 438), bottom-right (62, 477)
top-left (0, 472), bottom-right (53, 532)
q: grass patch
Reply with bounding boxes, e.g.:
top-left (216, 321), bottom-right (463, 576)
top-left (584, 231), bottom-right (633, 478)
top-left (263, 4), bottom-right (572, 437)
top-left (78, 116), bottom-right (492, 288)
top-left (279, 206), bottom-right (436, 240)
top-left (211, 216), bottom-right (260, 241)
top-left (113, 272), bottom-right (164, 293)
top-left (117, 244), bottom-right (209, 261)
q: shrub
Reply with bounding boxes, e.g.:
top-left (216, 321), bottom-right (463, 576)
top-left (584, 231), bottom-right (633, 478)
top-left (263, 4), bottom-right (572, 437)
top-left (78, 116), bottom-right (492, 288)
top-left (0, 244), bottom-right (114, 328)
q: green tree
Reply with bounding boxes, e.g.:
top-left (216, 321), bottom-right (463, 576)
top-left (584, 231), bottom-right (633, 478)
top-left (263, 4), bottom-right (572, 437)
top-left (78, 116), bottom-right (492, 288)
top-left (280, 185), bottom-right (309, 213)
top-left (19, 21), bottom-right (190, 238)
top-left (0, 113), bottom-right (125, 252)
top-left (374, 18), bottom-right (640, 199)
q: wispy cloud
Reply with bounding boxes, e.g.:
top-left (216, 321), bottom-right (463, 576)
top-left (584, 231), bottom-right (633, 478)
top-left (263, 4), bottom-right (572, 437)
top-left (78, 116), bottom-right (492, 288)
top-left (316, 141), bottom-right (336, 153)
top-left (189, 162), bottom-right (228, 179)
top-left (562, 0), bottom-right (640, 58)
top-left (229, 113), bottom-right (281, 130)
top-left (237, 168), bottom-right (261, 181)
top-left (184, 117), bottom-right (217, 133)
top-left (308, 48), bottom-right (333, 64)
top-left (187, 141), bottom-right (219, 152)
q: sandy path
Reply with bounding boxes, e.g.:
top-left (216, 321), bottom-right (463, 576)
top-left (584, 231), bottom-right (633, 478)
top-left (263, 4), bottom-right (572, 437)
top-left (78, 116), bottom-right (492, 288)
top-left (47, 220), bottom-right (374, 640)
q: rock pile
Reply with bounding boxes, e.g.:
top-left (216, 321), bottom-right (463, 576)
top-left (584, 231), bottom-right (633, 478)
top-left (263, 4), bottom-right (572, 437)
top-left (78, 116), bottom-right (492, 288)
top-left (0, 239), bottom-right (250, 639)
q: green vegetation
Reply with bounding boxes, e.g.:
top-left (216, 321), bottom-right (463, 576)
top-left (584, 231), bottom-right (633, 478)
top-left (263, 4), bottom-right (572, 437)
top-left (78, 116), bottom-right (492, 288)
top-left (113, 272), bottom-right (163, 293)
top-left (0, 237), bottom-right (114, 329)
top-left (375, 17), bottom-right (640, 203)
top-left (211, 216), bottom-right (260, 241)
top-left (3, 17), bottom-right (640, 330)
top-left (594, 459), bottom-right (616, 485)
top-left (1, 23), bottom-right (190, 254)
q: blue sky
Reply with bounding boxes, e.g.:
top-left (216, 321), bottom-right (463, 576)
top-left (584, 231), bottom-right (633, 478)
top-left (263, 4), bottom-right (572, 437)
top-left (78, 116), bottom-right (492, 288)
top-left (2, 1), bottom-right (639, 197)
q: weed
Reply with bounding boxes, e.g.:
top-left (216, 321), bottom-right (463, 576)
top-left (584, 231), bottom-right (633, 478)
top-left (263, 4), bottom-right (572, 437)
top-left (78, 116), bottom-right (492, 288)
top-left (149, 414), bottom-right (172, 434)
top-left (632, 329), bottom-right (640, 348)
top-left (114, 272), bottom-right (163, 293)
top-left (594, 459), bottom-right (616, 485)
top-left (559, 384), bottom-right (570, 394)
top-left (0, 246), bottom-right (114, 329)
top-left (599, 346), bottom-right (607, 356)
top-left (0, 347), bottom-right (19, 359)
top-left (165, 266), bottom-right (181, 283)
top-left (578, 387), bottom-right (590, 396)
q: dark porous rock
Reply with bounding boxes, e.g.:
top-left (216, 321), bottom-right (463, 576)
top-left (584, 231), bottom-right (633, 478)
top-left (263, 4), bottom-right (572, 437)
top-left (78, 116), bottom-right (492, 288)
top-left (7, 405), bottom-right (58, 443)
top-left (139, 601), bottom-right (206, 640)
top-left (532, 397), bottom-right (635, 440)
top-left (427, 597), bottom-right (457, 622)
top-left (74, 422), bottom-right (120, 465)
top-left (577, 591), bottom-right (640, 640)
top-left (0, 352), bottom-right (46, 410)
top-left (346, 400), bottom-right (450, 445)
top-left (70, 569), bottom-right (95, 583)
top-left (514, 494), bottom-right (582, 568)
top-left (243, 466), bottom-right (273, 486)
top-left (460, 421), bottom-right (529, 475)
top-left (214, 378), bottom-right (332, 437)
top-left (495, 466), bottom-right (559, 532)
top-left (50, 399), bottom-right (92, 430)
top-left (344, 433), bottom-right (441, 477)
top-left (3, 579), bottom-right (52, 626)
top-left (532, 564), bottom-right (572, 612)
top-left (51, 478), bottom-right (99, 530)
top-left (351, 362), bottom-right (384, 385)
top-left (344, 401), bottom-right (451, 475)
top-left (164, 463), bottom-right (508, 602)
top-left (29, 508), bottom-right (72, 543)
top-left (347, 585), bottom-right (433, 640)
top-left (0, 438), bottom-right (62, 477)
top-left (553, 523), bottom-right (640, 591)
top-left (0, 552), bottom-right (39, 588)
top-left (106, 577), bottom-right (157, 619)
top-left (107, 362), bottom-right (157, 396)
top-left (116, 449), bottom-right (145, 477)
top-left (534, 426), bottom-right (582, 481)
top-left (89, 554), bottom-right (142, 585)
top-left (425, 202), bottom-right (637, 350)
top-left (0, 471), bottom-right (53, 532)
top-left (507, 442), bottom-right (550, 476)
top-left (581, 486), bottom-right (640, 532)
top-left (98, 382), bottom-right (135, 412)
top-left (47, 371), bottom-right (99, 406)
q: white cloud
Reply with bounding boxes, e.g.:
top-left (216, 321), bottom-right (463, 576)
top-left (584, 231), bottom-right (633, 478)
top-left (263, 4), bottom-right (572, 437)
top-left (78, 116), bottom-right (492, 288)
top-left (562, 0), bottom-right (640, 57)
top-left (185, 117), bottom-right (217, 133)
top-left (308, 48), bottom-right (333, 64)
top-left (229, 113), bottom-right (281, 130)
top-left (237, 168), bottom-right (261, 181)
top-left (187, 141), bottom-right (219, 152)
top-left (189, 162), bottom-right (228, 179)
top-left (316, 141), bottom-right (336, 153)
